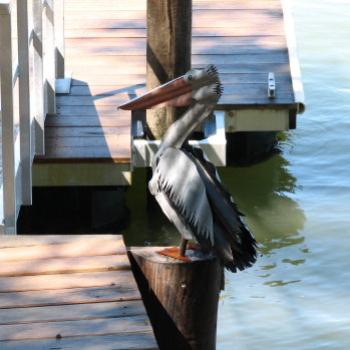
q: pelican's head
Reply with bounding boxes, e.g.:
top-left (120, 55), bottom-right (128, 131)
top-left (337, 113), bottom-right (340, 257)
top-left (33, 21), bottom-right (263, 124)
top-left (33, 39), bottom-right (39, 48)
top-left (118, 65), bottom-right (222, 110)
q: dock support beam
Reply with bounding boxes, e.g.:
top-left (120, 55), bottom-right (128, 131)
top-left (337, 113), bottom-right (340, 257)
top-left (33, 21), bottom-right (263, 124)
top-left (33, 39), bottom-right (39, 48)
top-left (129, 247), bottom-right (222, 350)
top-left (146, 0), bottom-right (192, 139)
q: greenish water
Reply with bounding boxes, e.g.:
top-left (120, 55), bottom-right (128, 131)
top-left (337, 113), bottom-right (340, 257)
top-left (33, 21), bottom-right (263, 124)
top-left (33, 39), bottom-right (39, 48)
top-left (124, 1), bottom-right (350, 348)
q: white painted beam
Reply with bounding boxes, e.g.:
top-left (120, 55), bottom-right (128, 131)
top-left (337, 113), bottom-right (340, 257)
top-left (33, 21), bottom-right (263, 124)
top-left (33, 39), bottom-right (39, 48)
top-left (225, 109), bottom-right (290, 132)
top-left (133, 111), bottom-right (227, 168)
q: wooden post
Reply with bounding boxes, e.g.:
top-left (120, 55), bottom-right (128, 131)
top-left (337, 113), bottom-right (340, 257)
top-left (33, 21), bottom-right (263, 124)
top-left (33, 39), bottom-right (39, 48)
top-left (129, 247), bottom-right (222, 350)
top-left (0, 1), bottom-right (16, 234)
top-left (54, 0), bottom-right (65, 78)
top-left (146, 0), bottom-right (192, 139)
top-left (17, 0), bottom-right (32, 205)
top-left (32, 0), bottom-right (45, 155)
top-left (43, 0), bottom-right (56, 115)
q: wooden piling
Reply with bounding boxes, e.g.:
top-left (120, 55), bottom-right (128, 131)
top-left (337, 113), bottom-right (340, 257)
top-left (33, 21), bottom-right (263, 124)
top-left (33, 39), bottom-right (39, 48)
top-left (129, 247), bottom-right (223, 350)
top-left (146, 0), bottom-right (192, 139)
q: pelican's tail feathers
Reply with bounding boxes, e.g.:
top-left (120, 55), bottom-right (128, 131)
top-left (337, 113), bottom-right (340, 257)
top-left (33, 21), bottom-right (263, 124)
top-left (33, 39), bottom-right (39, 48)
top-left (214, 220), bottom-right (257, 272)
top-left (183, 145), bottom-right (258, 272)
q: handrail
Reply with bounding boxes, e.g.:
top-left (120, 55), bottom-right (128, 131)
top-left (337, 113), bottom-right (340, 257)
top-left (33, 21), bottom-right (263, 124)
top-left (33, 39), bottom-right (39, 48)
top-left (0, 0), bottom-right (65, 234)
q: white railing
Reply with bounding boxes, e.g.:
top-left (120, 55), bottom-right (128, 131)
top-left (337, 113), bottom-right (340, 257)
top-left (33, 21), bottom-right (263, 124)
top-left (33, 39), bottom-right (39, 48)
top-left (0, 0), bottom-right (66, 234)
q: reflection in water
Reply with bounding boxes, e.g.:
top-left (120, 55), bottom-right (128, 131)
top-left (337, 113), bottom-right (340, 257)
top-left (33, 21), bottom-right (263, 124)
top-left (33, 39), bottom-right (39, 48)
top-left (219, 151), bottom-right (306, 256)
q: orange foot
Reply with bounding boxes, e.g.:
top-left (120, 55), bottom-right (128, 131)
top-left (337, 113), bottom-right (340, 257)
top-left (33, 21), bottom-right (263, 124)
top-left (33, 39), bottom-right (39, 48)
top-left (157, 247), bottom-right (191, 262)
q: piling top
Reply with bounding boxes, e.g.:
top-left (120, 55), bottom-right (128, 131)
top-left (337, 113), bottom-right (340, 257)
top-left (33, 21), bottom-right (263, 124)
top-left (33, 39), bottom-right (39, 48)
top-left (130, 246), bottom-right (218, 264)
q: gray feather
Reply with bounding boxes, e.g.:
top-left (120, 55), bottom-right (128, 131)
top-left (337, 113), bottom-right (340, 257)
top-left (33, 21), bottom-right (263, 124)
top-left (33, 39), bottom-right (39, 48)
top-left (151, 147), bottom-right (214, 245)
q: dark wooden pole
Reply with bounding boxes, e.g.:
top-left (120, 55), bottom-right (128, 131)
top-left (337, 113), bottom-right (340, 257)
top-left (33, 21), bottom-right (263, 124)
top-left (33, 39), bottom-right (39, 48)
top-left (129, 247), bottom-right (223, 350)
top-left (146, 0), bottom-right (192, 139)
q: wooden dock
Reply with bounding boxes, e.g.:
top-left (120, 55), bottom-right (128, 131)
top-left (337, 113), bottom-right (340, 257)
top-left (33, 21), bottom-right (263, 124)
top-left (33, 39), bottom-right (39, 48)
top-left (32, 0), bottom-right (301, 187)
top-left (0, 235), bottom-right (158, 349)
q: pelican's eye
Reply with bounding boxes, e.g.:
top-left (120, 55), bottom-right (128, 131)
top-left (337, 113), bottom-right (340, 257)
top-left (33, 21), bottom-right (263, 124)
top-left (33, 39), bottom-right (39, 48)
top-left (188, 74), bottom-right (193, 81)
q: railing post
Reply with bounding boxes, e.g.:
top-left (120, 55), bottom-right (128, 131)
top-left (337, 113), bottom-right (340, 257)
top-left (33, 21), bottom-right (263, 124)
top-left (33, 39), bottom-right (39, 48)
top-left (43, 0), bottom-right (56, 115)
top-left (17, 0), bottom-right (32, 205)
top-left (32, 0), bottom-right (45, 155)
top-left (0, 1), bottom-right (17, 234)
top-left (55, 0), bottom-right (65, 78)
top-left (54, 0), bottom-right (71, 94)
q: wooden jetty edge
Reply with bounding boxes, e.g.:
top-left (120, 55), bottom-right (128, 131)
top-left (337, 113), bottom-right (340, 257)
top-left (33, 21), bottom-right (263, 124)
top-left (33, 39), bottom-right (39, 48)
top-left (0, 235), bottom-right (158, 350)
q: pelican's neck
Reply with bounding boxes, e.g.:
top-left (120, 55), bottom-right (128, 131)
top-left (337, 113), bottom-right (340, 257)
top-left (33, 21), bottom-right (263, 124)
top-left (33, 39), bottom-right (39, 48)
top-left (153, 101), bottom-right (215, 166)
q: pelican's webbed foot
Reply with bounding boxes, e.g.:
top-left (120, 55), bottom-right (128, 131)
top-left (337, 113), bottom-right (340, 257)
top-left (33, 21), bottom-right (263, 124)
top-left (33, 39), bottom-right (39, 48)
top-left (157, 246), bottom-right (191, 262)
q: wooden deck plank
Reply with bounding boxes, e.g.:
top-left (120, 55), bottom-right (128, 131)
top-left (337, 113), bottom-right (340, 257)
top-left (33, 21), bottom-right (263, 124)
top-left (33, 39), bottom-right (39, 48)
top-left (0, 286), bottom-right (140, 312)
top-left (0, 237), bottom-right (125, 262)
top-left (64, 19), bottom-right (283, 31)
top-left (45, 126), bottom-right (130, 137)
top-left (0, 254), bottom-right (130, 277)
top-left (36, 147), bottom-right (131, 163)
top-left (0, 270), bottom-right (135, 292)
top-left (46, 115), bottom-right (130, 126)
top-left (44, 136), bottom-right (129, 149)
top-left (65, 0), bottom-right (282, 11)
top-left (0, 300), bottom-right (146, 324)
top-left (65, 27), bottom-right (285, 38)
top-left (0, 315), bottom-right (151, 341)
top-left (66, 35), bottom-right (287, 48)
top-left (0, 234), bottom-right (122, 248)
top-left (0, 332), bottom-right (158, 350)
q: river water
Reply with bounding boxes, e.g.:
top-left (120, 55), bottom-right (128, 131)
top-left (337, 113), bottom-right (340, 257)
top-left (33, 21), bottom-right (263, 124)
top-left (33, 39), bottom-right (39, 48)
top-left (124, 1), bottom-right (350, 348)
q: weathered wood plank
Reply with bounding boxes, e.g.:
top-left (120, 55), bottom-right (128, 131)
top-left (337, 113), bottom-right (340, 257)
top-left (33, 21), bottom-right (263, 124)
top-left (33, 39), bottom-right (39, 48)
top-left (40, 147), bottom-right (131, 162)
top-left (65, 26), bottom-right (285, 38)
top-left (0, 285), bottom-right (140, 309)
top-left (57, 105), bottom-right (133, 116)
top-left (0, 300), bottom-right (146, 324)
top-left (0, 237), bottom-right (125, 262)
top-left (64, 10), bottom-right (283, 29)
top-left (45, 126), bottom-right (130, 138)
top-left (66, 44), bottom-right (288, 58)
top-left (65, 60), bottom-right (289, 80)
top-left (0, 270), bottom-right (134, 292)
top-left (65, 74), bottom-right (292, 88)
top-left (0, 254), bottom-right (130, 277)
top-left (65, 1), bottom-right (282, 11)
top-left (0, 315), bottom-right (151, 341)
top-left (66, 36), bottom-right (287, 52)
top-left (45, 135), bottom-right (130, 148)
top-left (46, 116), bottom-right (130, 127)
top-left (0, 332), bottom-right (158, 350)
top-left (0, 235), bottom-right (122, 248)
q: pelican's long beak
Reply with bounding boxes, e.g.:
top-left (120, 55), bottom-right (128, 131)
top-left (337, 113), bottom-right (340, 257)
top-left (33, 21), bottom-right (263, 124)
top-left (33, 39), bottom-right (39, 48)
top-left (118, 75), bottom-right (192, 110)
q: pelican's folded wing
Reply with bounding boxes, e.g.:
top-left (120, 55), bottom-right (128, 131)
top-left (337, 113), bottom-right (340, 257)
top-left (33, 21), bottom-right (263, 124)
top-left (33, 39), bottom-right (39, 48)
top-left (153, 147), bottom-right (214, 245)
top-left (184, 146), bottom-right (257, 271)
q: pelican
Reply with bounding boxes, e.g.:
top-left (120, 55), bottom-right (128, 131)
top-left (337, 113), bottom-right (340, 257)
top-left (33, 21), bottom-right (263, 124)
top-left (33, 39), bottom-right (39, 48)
top-left (119, 65), bottom-right (257, 272)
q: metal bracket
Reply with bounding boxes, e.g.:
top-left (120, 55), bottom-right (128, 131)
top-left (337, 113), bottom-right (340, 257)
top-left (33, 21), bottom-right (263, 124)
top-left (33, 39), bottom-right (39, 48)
top-left (268, 72), bottom-right (276, 98)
